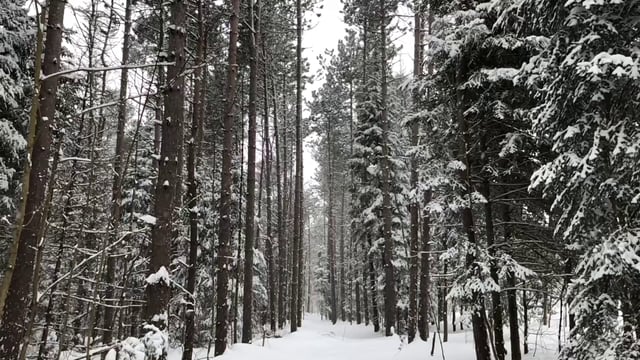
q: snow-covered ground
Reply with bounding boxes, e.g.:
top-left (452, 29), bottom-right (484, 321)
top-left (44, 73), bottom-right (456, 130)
top-left (165, 313), bottom-right (559, 360)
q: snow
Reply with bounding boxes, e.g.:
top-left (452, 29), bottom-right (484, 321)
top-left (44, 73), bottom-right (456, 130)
top-left (138, 214), bottom-right (157, 225)
top-left (145, 266), bottom-right (171, 286)
top-left (164, 314), bottom-right (558, 360)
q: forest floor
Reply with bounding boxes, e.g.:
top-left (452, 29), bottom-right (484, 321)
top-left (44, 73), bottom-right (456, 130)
top-left (166, 313), bottom-right (560, 360)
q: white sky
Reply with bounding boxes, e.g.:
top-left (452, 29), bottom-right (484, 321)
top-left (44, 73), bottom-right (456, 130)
top-left (302, 1), bottom-right (414, 186)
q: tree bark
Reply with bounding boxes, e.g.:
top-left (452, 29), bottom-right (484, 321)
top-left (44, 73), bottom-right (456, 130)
top-left (504, 202), bottom-right (521, 360)
top-left (290, 0), bottom-right (303, 333)
top-left (0, 1), bottom-right (66, 358)
top-left (242, 0), bottom-right (260, 343)
top-left (182, 1), bottom-right (206, 357)
top-left (103, 0), bottom-right (133, 345)
top-left (379, 0), bottom-right (396, 337)
top-left (145, 0), bottom-right (185, 344)
top-left (480, 140), bottom-right (505, 360)
top-left (273, 75), bottom-right (286, 330)
top-left (418, 189), bottom-right (432, 341)
top-left (457, 58), bottom-right (491, 360)
top-left (339, 189), bottom-right (346, 322)
top-left (215, 0), bottom-right (241, 354)
top-left (327, 115), bottom-right (337, 324)
top-left (408, 2), bottom-right (423, 343)
top-left (263, 32), bottom-right (277, 334)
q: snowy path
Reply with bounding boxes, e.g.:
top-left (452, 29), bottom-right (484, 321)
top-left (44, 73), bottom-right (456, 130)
top-left (169, 313), bottom-right (558, 360)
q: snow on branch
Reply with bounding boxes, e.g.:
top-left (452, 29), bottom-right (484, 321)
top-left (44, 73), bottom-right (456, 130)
top-left (40, 62), bottom-right (176, 81)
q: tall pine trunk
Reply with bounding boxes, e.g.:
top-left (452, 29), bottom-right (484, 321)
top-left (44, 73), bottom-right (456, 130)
top-left (503, 204), bottom-right (521, 360)
top-left (242, 0), bottom-right (260, 343)
top-left (182, 1), bottom-right (206, 357)
top-left (290, 0), bottom-right (303, 333)
top-left (480, 135), bottom-right (505, 360)
top-left (408, 2), bottom-right (423, 343)
top-left (379, 0), bottom-right (396, 337)
top-left (104, 0), bottom-right (133, 344)
top-left (262, 31), bottom-right (277, 333)
top-left (146, 0), bottom-right (185, 348)
top-left (457, 64), bottom-right (491, 359)
top-left (215, 0), bottom-right (241, 354)
top-left (0, 1), bottom-right (66, 357)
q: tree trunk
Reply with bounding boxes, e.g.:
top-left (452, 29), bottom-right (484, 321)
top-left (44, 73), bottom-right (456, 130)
top-left (290, 0), bottom-right (303, 333)
top-left (215, 0), bottom-right (241, 354)
top-left (408, 2), bottom-right (423, 343)
top-left (263, 34), bottom-right (277, 334)
top-left (457, 62), bottom-right (491, 360)
top-left (273, 75), bottom-right (286, 331)
top-left (379, 0), bottom-right (396, 337)
top-left (339, 190), bottom-right (346, 322)
top-left (327, 116), bottom-right (337, 324)
top-left (103, 0), bottom-right (133, 345)
top-left (481, 157), bottom-right (505, 360)
top-left (418, 2), bottom-right (434, 342)
top-left (182, 1), bottom-right (206, 357)
top-left (145, 0), bottom-right (185, 344)
top-left (367, 236), bottom-right (380, 332)
top-left (242, 0), bottom-right (260, 343)
top-left (0, 1), bottom-right (66, 358)
top-left (523, 289), bottom-right (529, 354)
top-left (363, 258), bottom-right (370, 326)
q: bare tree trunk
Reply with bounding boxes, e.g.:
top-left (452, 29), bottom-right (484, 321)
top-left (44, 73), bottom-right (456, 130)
top-left (339, 189), bottom-right (346, 322)
top-left (0, 1), bottom-right (66, 358)
top-left (103, 0), bottom-right (133, 345)
top-left (481, 161), bottom-right (505, 360)
top-left (182, 1), bottom-right (206, 357)
top-left (290, 0), bottom-right (303, 333)
top-left (145, 0), bottom-right (185, 346)
top-left (378, 0), bottom-right (396, 337)
top-left (273, 76), bottom-right (286, 330)
top-left (457, 68), bottom-right (491, 359)
top-left (215, 0), bottom-right (241, 354)
top-left (418, 189), bottom-right (432, 341)
top-left (503, 203), bottom-right (521, 360)
top-left (262, 31), bottom-right (277, 334)
top-left (327, 116), bottom-right (337, 324)
top-left (242, 0), bottom-right (260, 343)
top-left (408, 1), bottom-right (423, 343)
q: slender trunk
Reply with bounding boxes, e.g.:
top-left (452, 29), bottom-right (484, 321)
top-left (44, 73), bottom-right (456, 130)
top-left (442, 262), bottom-right (448, 342)
top-left (523, 289), bottom-right (529, 354)
top-left (0, 2), bottom-right (66, 358)
top-left (327, 116), bottom-right (337, 324)
top-left (215, 0), bottom-right (241, 354)
top-left (37, 202), bottom-right (69, 360)
top-left (408, 2), bottom-right (423, 343)
top-left (290, 0), bottom-right (303, 333)
top-left (297, 195), bottom-right (304, 327)
top-left (457, 59), bottom-right (490, 360)
top-left (146, 0), bottom-right (185, 343)
top-left (379, 0), bottom-right (395, 337)
top-left (233, 75), bottom-right (246, 345)
top-left (504, 202), bottom-right (521, 360)
top-left (273, 76), bottom-right (286, 330)
top-left (339, 189), bottom-right (346, 322)
top-left (103, 0), bottom-right (133, 345)
top-left (480, 134), bottom-right (505, 360)
top-left (182, 2), bottom-right (206, 358)
top-left (242, 0), bottom-right (260, 343)
top-left (263, 33), bottom-right (277, 334)
top-left (368, 252), bottom-right (380, 332)
top-left (418, 2), bottom-right (434, 342)
top-left (417, 188), bottom-right (431, 340)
